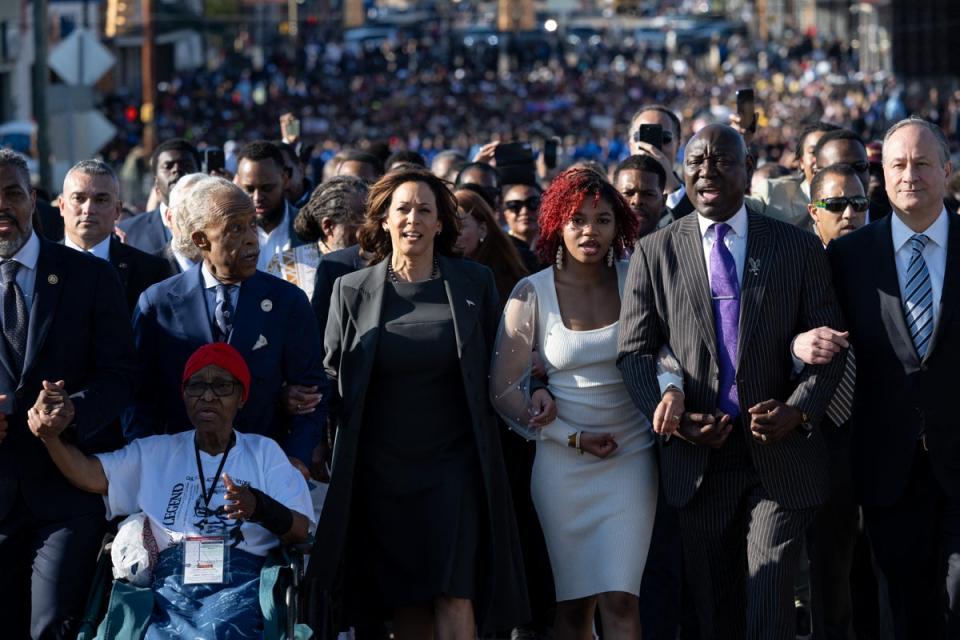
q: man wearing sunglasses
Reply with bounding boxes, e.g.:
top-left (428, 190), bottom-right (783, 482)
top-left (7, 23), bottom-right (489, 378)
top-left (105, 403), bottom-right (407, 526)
top-left (808, 166), bottom-right (870, 247)
top-left (813, 130), bottom-right (874, 223)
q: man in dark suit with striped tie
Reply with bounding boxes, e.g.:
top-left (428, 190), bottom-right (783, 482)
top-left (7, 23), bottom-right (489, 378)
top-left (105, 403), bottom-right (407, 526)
top-left (617, 124), bottom-right (846, 639)
top-left (828, 117), bottom-right (960, 639)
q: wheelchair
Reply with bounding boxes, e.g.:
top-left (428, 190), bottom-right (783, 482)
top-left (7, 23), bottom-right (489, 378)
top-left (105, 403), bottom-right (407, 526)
top-left (76, 533), bottom-right (313, 640)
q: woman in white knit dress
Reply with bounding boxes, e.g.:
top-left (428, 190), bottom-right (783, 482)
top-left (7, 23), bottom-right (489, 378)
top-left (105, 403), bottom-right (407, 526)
top-left (491, 167), bottom-right (659, 639)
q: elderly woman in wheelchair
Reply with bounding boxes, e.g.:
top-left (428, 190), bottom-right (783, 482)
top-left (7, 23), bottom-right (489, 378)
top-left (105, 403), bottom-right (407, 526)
top-left (29, 343), bottom-right (315, 639)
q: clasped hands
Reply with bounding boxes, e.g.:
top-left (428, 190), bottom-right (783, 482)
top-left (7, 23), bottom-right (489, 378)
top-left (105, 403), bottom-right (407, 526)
top-left (26, 380), bottom-right (75, 442)
top-left (653, 389), bottom-right (803, 447)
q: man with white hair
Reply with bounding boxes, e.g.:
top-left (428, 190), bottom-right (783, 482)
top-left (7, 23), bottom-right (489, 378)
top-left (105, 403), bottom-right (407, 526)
top-left (125, 177), bottom-right (327, 478)
top-left (58, 159), bottom-right (171, 312)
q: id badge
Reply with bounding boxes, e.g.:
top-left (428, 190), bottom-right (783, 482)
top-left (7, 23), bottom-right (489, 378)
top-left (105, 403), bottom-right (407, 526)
top-left (183, 535), bottom-right (227, 585)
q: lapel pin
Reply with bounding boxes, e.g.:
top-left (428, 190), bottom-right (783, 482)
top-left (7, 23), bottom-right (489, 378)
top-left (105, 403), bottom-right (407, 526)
top-left (261, 299), bottom-right (273, 312)
top-left (47, 274), bottom-right (59, 285)
top-left (466, 299), bottom-right (476, 307)
top-left (748, 258), bottom-right (761, 277)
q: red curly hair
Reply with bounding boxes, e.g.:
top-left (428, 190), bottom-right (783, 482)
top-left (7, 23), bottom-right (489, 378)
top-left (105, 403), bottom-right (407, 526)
top-left (535, 166), bottom-right (641, 265)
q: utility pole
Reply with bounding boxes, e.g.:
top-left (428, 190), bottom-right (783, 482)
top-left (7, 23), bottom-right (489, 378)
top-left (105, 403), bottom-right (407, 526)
top-left (140, 0), bottom-right (156, 154)
top-left (32, 0), bottom-right (52, 194)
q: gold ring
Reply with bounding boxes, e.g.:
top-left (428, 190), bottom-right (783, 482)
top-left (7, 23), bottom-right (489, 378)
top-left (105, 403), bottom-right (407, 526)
top-left (670, 415), bottom-right (680, 422)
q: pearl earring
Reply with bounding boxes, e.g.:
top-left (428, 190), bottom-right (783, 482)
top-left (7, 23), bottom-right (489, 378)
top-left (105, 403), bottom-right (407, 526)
top-left (607, 246), bottom-right (615, 267)
top-left (555, 246), bottom-right (564, 270)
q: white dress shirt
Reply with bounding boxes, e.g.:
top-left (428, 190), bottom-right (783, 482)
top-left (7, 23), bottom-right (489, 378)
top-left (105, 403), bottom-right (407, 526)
top-left (890, 207), bottom-right (948, 332)
top-left (64, 235), bottom-right (111, 261)
top-left (171, 247), bottom-right (195, 274)
top-left (2, 231), bottom-right (41, 312)
top-left (697, 204), bottom-right (749, 288)
top-left (256, 203), bottom-right (293, 272)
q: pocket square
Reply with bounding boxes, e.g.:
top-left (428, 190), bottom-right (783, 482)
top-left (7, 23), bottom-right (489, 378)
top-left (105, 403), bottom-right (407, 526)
top-left (466, 299), bottom-right (476, 307)
top-left (253, 335), bottom-right (268, 351)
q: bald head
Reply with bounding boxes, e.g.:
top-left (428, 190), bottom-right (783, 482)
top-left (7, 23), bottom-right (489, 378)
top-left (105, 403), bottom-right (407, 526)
top-left (682, 124), bottom-right (753, 221)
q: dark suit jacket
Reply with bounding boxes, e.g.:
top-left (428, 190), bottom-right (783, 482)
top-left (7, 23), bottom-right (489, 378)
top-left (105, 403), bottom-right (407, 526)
top-left (829, 213), bottom-right (960, 505)
top-left (118, 208), bottom-right (169, 255)
top-left (107, 238), bottom-right (173, 313)
top-left (617, 208), bottom-right (846, 510)
top-left (124, 267), bottom-right (328, 465)
top-left (0, 240), bottom-right (137, 522)
top-left (310, 244), bottom-right (367, 338)
top-left (34, 199), bottom-right (64, 242)
top-left (307, 256), bottom-right (529, 632)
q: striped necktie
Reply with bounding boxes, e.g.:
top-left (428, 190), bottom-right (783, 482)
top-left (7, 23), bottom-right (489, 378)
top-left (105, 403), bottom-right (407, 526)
top-left (902, 234), bottom-right (934, 358)
top-left (1, 260), bottom-right (27, 378)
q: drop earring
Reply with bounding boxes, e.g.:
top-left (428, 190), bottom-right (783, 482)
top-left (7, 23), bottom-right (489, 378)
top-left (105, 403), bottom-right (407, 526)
top-left (606, 246), bottom-right (615, 267)
top-left (555, 246), bottom-right (564, 270)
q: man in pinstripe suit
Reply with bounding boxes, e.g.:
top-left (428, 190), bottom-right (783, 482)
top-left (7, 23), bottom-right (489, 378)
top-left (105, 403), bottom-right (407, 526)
top-left (617, 124), bottom-right (846, 639)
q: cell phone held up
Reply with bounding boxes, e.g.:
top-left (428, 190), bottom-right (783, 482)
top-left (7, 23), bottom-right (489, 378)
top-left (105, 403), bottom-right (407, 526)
top-left (634, 124), bottom-right (664, 151)
top-left (736, 88), bottom-right (757, 135)
top-left (495, 141), bottom-right (536, 186)
top-left (202, 147), bottom-right (225, 175)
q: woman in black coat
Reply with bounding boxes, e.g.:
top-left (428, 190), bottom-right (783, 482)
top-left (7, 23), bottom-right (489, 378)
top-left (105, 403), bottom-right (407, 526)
top-left (307, 166), bottom-right (530, 638)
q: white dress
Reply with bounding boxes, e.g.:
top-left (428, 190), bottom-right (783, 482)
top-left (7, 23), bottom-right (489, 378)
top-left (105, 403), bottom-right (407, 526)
top-left (490, 263), bottom-right (658, 601)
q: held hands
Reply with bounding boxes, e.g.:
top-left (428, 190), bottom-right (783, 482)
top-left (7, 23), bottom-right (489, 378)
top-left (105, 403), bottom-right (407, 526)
top-left (528, 389), bottom-right (557, 430)
top-left (748, 400), bottom-right (803, 445)
top-left (792, 327), bottom-right (849, 365)
top-left (281, 384), bottom-right (322, 416)
top-left (653, 389), bottom-right (685, 437)
top-left (581, 432), bottom-right (618, 458)
top-left (27, 381), bottom-right (75, 442)
top-left (674, 412), bottom-right (733, 449)
top-left (222, 473), bottom-right (257, 521)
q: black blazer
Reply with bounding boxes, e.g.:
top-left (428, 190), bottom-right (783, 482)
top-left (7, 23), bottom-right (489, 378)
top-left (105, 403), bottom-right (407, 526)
top-left (618, 209), bottom-right (846, 510)
top-left (109, 238), bottom-right (173, 313)
top-left (307, 255), bottom-right (530, 632)
top-left (118, 208), bottom-right (169, 255)
top-left (310, 244), bottom-right (367, 338)
top-left (0, 240), bottom-right (137, 522)
top-left (829, 213), bottom-right (960, 506)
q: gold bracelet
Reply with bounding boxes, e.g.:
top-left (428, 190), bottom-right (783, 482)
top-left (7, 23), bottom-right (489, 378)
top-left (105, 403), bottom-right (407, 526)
top-left (567, 432), bottom-right (577, 448)
top-left (576, 431), bottom-right (584, 455)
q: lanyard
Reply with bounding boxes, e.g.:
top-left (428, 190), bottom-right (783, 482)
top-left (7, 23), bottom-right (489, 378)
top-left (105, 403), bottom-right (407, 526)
top-left (194, 432), bottom-right (235, 510)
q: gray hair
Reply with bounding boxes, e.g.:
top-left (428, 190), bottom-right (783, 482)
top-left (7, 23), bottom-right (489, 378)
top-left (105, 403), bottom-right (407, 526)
top-left (0, 148), bottom-right (31, 188)
top-left (883, 117), bottom-right (951, 166)
top-left (177, 177), bottom-right (251, 252)
top-left (170, 172), bottom-right (208, 259)
top-left (64, 159), bottom-right (119, 193)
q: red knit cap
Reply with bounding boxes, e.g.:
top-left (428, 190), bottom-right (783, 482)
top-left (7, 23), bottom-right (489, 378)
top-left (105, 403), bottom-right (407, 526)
top-left (181, 343), bottom-right (251, 402)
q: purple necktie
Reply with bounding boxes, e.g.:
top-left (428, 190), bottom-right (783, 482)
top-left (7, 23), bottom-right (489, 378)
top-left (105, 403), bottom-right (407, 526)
top-left (710, 223), bottom-right (740, 418)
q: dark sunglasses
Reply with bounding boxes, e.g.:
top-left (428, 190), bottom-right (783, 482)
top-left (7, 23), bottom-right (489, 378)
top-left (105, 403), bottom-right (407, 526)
top-left (812, 196), bottom-right (870, 213)
top-left (504, 197), bottom-right (541, 213)
top-left (183, 380), bottom-right (240, 398)
top-left (633, 130), bottom-right (675, 145)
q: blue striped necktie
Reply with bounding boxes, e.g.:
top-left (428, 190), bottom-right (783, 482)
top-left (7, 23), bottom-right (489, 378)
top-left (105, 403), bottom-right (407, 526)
top-left (902, 234), bottom-right (934, 358)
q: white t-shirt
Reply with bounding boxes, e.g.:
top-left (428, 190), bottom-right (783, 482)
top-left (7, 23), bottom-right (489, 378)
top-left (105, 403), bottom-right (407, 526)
top-left (96, 431), bottom-right (315, 557)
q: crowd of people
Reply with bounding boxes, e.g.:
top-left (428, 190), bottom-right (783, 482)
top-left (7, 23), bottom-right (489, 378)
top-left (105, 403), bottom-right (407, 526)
top-left (2, 17), bottom-right (960, 640)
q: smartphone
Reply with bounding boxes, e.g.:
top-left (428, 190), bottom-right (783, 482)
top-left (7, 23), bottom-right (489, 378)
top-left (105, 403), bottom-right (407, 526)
top-left (202, 147), bottom-right (225, 174)
top-left (495, 141), bottom-right (536, 186)
top-left (543, 138), bottom-right (558, 169)
top-left (636, 124), bottom-right (664, 150)
top-left (736, 88), bottom-right (757, 134)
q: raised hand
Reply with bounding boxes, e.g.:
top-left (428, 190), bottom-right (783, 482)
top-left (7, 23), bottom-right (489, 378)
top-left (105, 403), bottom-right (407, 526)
top-left (222, 473), bottom-right (257, 521)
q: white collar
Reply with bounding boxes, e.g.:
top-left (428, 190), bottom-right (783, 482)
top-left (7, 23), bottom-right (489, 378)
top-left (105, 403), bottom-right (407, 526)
top-left (64, 234), bottom-right (111, 261)
top-left (7, 231), bottom-right (41, 271)
top-left (800, 180), bottom-right (810, 199)
top-left (890, 207), bottom-right (949, 253)
top-left (200, 262), bottom-right (240, 290)
top-left (696, 204), bottom-right (748, 240)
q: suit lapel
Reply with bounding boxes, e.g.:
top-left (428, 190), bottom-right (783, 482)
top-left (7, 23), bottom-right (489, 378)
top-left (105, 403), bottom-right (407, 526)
top-left (924, 212), bottom-right (960, 361)
top-left (170, 267), bottom-right (214, 344)
top-left (440, 256), bottom-right (479, 357)
top-left (21, 242), bottom-right (65, 385)
top-left (109, 238), bottom-right (131, 292)
top-left (676, 215), bottom-right (719, 365)
top-left (873, 217), bottom-right (919, 367)
top-left (736, 212), bottom-right (772, 368)
top-left (229, 273), bottom-right (270, 354)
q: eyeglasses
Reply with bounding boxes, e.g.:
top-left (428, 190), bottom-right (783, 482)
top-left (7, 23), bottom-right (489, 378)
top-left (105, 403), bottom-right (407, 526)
top-left (504, 197), bottom-right (541, 213)
top-left (183, 380), bottom-right (240, 398)
top-left (812, 196), bottom-right (870, 213)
